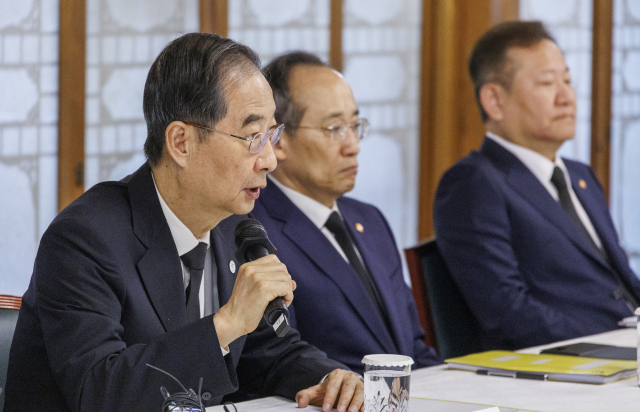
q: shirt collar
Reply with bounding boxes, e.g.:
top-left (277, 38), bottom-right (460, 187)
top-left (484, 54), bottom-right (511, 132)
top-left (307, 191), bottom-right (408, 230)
top-left (486, 131), bottom-right (568, 188)
top-left (268, 174), bottom-right (340, 229)
top-left (152, 172), bottom-right (210, 256)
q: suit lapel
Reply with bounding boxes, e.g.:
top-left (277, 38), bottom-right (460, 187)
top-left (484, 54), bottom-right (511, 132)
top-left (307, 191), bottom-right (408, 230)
top-left (340, 203), bottom-right (406, 354)
top-left (260, 184), bottom-right (397, 353)
top-left (482, 139), bottom-right (609, 268)
top-left (568, 167), bottom-right (620, 272)
top-left (210, 214), bottom-right (243, 306)
top-left (210, 214), bottom-right (246, 356)
top-left (128, 163), bottom-right (187, 332)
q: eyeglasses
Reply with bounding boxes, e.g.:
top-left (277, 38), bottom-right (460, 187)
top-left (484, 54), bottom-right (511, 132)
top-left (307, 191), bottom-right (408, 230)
top-left (297, 118), bottom-right (369, 142)
top-left (183, 121), bottom-right (284, 153)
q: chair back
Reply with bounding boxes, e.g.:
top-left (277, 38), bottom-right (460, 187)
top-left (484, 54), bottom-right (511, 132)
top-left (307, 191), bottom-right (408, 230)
top-left (405, 239), bottom-right (481, 359)
top-left (0, 295), bottom-right (22, 411)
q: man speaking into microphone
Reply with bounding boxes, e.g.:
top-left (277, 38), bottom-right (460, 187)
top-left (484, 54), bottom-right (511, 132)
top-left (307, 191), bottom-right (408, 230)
top-left (5, 34), bottom-right (362, 412)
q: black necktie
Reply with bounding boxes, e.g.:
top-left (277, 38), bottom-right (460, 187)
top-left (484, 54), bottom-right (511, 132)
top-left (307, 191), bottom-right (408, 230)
top-left (181, 242), bottom-right (208, 323)
top-left (550, 167), bottom-right (638, 312)
top-left (325, 211), bottom-right (386, 319)
top-left (550, 167), bottom-right (596, 246)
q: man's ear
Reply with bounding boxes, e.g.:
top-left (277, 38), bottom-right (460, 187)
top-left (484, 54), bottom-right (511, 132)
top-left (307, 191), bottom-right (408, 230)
top-left (164, 121), bottom-right (191, 168)
top-left (479, 83), bottom-right (506, 122)
top-left (272, 130), bottom-right (291, 162)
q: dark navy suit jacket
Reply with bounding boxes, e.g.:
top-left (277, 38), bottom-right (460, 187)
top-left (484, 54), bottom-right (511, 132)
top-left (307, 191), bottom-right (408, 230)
top-left (5, 163), bottom-right (342, 412)
top-left (252, 182), bottom-right (440, 374)
top-left (434, 138), bottom-right (640, 350)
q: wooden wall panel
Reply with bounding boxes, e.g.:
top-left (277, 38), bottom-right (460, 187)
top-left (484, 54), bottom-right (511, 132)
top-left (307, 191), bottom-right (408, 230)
top-left (590, 0), bottom-right (613, 200)
top-left (329, 0), bottom-right (343, 72)
top-left (58, 0), bottom-right (86, 211)
top-left (200, 0), bottom-right (228, 37)
top-left (418, 0), bottom-right (502, 240)
top-left (490, 0), bottom-right (519, 24)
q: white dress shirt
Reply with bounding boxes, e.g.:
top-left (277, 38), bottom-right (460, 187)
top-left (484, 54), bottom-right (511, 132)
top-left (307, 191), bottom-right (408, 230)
top-left (153, 178), bottom-right (210, 317)
top-left (152, 173), bottom-right (228, 355)
top-left (486, 131), bottom-right (602, 248)
top-left (268, 175), bottom-right (363, 263)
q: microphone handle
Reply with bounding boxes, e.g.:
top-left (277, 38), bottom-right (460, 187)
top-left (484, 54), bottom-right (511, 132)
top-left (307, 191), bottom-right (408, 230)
top-left (244, 245), bottom-right (290, 337)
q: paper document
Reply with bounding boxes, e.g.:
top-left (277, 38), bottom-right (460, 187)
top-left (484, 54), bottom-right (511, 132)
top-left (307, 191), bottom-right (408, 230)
top-left (243, 403), bottom-right (498, 412)
top-left (410, 398), bottom-right (535, 411)
top-left (207, 397), bottom-right (537, 412)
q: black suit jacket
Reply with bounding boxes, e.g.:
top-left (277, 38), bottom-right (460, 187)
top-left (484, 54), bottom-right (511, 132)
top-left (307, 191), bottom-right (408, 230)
top-left (5, 163), bottom-right (342, 411)
top-left (252, 183), bottom-right (440, 374)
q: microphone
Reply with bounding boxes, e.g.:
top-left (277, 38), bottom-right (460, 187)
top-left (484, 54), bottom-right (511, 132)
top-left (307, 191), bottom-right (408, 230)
top-left (234, 218), bottom-right (290, 337)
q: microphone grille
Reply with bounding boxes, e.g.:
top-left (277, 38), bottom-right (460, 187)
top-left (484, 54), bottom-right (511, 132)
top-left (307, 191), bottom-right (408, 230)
top-left (234, 218), bottom-right (268, 248)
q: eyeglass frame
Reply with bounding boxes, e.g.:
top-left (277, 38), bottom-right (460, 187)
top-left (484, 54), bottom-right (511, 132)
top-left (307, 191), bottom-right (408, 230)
top-left (182, 121), bottom-right (284, 153)
top-left (295, 118), bottom-right (369, 142)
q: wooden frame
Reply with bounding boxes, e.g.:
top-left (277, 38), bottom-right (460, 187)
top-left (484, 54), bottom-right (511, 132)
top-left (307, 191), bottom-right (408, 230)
top-left (200, 0), bottom-right (228, 37)
top-left (329, 0), bottom-right (343, 72)
top-left (590, 0), bottom-right (613, 200)
top-left (490, 0), bottom-right (519, 24)
top-left (404, 239), bottom-right (439, 350)
top-left (57, 0), bottom-right (86, 211)
top-left (418, 0), bottom-right (507, 240)
top-left (0, 295), bottom-right (22, 310)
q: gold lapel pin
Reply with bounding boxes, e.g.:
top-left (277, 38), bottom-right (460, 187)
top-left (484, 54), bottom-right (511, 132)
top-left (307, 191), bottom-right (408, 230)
top-left (579, 179), bottom-right (587, 189)
top-left (355, 223), bottom-right (364, 233)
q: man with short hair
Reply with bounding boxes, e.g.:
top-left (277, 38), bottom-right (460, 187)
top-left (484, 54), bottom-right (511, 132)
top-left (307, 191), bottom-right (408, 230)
top-left (5, 34), bottom-right (363, 412)
top-left (252, 51), bottom-right (440, 374)
top-left (434, 21), bottom-right (640, 350)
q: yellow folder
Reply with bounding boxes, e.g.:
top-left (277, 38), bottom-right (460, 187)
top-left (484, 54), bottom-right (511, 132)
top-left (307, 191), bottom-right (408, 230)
top-left (445, 350), bottom-right (637, 384)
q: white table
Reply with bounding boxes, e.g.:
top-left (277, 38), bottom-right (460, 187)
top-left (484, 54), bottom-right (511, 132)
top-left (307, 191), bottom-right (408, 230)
top-left (209, 328), bottom-right (639, 412)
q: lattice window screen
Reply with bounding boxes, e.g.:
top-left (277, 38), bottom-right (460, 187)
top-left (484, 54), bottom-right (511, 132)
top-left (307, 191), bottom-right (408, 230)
top-left (84, 0), bottom-right (199, 190)
top-left (611, 0), bottom-right (640, 276)
top-left (342, 0), bottom-right (422, 252)
top-left (0, 0), bottom-right (59, 295)
top-left (228, 0), bottom-right (330, 66)
top-left (520, 0), bottom-right (594, 164)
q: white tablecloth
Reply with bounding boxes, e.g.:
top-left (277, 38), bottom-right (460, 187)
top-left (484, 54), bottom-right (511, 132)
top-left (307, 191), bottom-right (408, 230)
top-left (209, 328), bottom-right (639, 412)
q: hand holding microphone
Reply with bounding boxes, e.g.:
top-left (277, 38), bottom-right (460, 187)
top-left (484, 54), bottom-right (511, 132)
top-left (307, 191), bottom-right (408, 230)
top-left (213, 218), bottom-right (293, 346)
top-left (234, 218), bottom-right (291, 337)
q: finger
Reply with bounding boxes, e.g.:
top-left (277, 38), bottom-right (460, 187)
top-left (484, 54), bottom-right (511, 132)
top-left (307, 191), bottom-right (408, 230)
top-left (240, 261), bottom-right (290, 280)
top-left (296, 391), bottom-right (309, 408)
top-left (336, 376), bottom-right (357, 412)
top-left (237, 265), bottom-right (291, 298)
top-left (246, 254), bottom-right (282, 264)
top-left (322, 371), bottom-right (344, 412)
top-left (243, 267), bottom-right (292, 296)
top-left (285, 281), bottom-right (297, 306)
top-left (348, 379), bottom-right (364, 412)
top-left (295, 389), bottom-right (311, 408)
top-left (283, 286), bottom-right (294, 305)
top-left (265, 277), bottom-right (293, 301)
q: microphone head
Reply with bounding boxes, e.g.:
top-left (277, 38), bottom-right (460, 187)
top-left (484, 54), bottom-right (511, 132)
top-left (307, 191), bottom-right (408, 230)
top-left (234, 218), bottom-right (268, 248)
top-left (233, 218), bottom-right (290, 337)
top-left (234, 218), bottom-right (277, 264)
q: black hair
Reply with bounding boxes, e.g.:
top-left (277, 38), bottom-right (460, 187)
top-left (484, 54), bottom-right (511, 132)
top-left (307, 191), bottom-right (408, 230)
top-left (468, 21), bottom-right (555, 122)
top-left (143, 32), bottom-right (261, 166)
top-left (262, 51), bottom-right (328, 133)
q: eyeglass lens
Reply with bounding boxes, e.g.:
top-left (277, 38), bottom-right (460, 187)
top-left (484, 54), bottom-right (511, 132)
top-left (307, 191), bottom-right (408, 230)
top-left (333, 119), bottom-right (369, 141)
top-left (250, 124), bottom-right (284, 153)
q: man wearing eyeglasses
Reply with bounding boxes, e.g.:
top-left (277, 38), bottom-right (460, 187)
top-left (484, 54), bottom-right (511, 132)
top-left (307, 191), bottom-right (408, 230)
top-left (5, 35), bottom-right (364, 412)
top-left (252, 52), bottom-right (440, 374)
